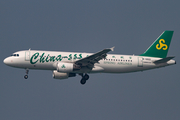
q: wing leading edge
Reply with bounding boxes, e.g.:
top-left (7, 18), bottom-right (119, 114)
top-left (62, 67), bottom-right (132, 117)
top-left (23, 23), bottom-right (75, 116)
top-left (75, 47), bottom-right (115, 67)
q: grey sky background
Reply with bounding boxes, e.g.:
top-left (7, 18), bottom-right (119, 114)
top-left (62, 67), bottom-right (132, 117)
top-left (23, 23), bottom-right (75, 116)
top-left (0, 1), bottom-right (180, 120)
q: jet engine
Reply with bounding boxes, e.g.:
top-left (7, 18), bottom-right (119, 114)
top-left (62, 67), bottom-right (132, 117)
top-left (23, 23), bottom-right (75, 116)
top-left (57, 62), bottom-right (81, 72)
top-left (53, 70), bottom-right (76, 79)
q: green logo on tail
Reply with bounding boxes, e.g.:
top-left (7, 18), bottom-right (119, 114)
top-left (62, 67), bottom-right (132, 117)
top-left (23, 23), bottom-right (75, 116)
top-left (140, 31), bottom-right (174, 58)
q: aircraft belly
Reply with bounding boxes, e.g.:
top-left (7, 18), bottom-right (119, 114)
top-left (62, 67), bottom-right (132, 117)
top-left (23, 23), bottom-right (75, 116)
top-left (101, 64), bottom-right (137, 73)
top-left (23, 62), bottom-right (55, 70)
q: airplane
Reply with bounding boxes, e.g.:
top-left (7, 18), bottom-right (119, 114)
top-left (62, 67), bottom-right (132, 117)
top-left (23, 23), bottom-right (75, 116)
top-left (3, 31), bottom-right (176, 85)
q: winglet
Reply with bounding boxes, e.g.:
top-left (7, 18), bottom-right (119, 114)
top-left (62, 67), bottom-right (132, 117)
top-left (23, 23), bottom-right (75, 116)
top-left (110, 47), bottom-right (115, 51)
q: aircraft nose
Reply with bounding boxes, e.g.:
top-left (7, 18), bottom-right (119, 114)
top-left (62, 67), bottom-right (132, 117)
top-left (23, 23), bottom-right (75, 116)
top-left (4, 58), bottom-right (8, 64)
top-left (3, 57), bottom-right (10, 65)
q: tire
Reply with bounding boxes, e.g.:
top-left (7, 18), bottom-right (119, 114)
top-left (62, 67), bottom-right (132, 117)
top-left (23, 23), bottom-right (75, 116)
top-left (80, 79), bottom-right (86, 85)
top-left (24, 75), bottom-right (28, 79)
top-left (84, 74), bottom-right (89, 80)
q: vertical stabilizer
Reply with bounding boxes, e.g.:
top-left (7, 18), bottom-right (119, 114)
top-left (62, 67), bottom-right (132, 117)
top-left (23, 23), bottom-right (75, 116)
top-left (140, 31), bottom-right (174, 58)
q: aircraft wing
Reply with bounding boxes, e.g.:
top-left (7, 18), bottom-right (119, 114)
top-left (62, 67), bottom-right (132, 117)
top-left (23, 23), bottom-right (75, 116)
top-left (75, 47), bottom-right (114, 67)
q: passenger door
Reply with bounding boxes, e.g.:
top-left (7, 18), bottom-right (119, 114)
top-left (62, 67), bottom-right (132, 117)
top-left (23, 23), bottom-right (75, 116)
top-left (138, 57), bottom-right (143, 67)
top-left (25, 51), bottom-right (30, 61)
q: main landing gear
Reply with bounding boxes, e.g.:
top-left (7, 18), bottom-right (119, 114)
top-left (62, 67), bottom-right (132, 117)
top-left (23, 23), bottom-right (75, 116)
top-left (79, 73), bottom-right (89, 85)
top-left (24, 68), bottom-right (29, 79)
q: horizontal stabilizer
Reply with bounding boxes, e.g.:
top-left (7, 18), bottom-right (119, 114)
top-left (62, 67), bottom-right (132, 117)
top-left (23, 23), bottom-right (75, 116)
top-left (153, 56), bottom-right (175, 64)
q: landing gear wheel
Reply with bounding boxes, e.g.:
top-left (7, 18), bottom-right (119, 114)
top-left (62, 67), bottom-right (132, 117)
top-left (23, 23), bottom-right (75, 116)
top-left (80, 79), bottom-right (86, 85)
top-left (24, 75), bottom-right (28, 79)
top-left (79, 73), bottom-right (90, 85)
top-left (84, 74), bottom-right (89, 80)
top-left (24, 68), bottom-right (29, 79)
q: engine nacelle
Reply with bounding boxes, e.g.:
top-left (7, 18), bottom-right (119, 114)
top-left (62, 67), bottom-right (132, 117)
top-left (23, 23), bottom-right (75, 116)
top-left (53, 70), bottom-right (76, 79)
top-left (57, 62), bottom-right (81, 72)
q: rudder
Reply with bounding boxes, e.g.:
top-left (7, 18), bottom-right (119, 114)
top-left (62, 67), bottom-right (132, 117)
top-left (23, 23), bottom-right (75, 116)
top-left (140, 31), bottom-right (174, 58)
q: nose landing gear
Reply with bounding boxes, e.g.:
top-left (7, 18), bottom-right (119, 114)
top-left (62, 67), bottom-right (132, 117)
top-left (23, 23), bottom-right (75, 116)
top-left (79, 73), bottom-right (89, 85)
top-left (24, 68), bottom-right (29, 79)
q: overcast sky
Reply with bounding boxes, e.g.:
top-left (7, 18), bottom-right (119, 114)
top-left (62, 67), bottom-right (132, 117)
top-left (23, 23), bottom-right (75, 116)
top-left (0, 1), bottom-right (180, 120)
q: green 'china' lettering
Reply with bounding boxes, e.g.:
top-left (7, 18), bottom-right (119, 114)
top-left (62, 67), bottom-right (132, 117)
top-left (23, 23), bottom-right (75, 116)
top-left (40, 53), bottom-right (45, 63)
top-left (45, 54), bottom-right (50, 62)
top-left (78, 54), bottom-right (82, 59)
top-left (50, 56), bottom-right (55, 62)
top-left (30, 53), bottom-right (39, 64)
top-left (68, 54), bottom-right (72, 60)
top-left (30, 53), bottom-right (83, 64)
top-left (56, 55), bottom-right (62, 61)
top-left (74, 54), bottom-right (77, 60)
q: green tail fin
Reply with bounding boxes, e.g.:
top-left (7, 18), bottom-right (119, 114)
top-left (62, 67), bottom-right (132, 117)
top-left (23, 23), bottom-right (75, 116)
top-left (140, 31), bottom-right (174, 58)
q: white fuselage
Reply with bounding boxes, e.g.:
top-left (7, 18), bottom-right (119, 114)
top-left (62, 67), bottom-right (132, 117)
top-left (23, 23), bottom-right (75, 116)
top-left (3, 50), bottom-right (176, 74)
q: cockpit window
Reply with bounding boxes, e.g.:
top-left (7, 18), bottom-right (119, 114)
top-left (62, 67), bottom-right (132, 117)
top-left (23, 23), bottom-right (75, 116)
top-left (11, 54), bottom-right (19, 57)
